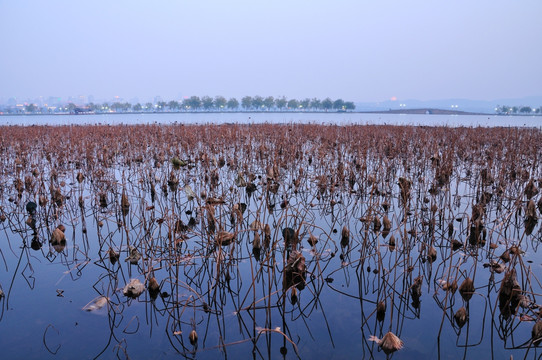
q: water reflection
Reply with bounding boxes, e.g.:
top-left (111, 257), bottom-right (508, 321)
top-left (0, 123), bottom-right (541, 359)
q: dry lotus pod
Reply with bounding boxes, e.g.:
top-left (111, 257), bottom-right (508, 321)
top-left (263, 224), bottom-right (271, 248)
top-left (148, 277), bottom-right (160, 299)
top-left (50, 227), bottom-right (67, 253)
top-left (108, 247), bottom-right (120, 264)
top-left (376, 301), bottom-right (386, 322)
top-left (388, 235), bottom-right (396, 251)
top-left (459, 277), bottom-right (475, 302)
top-left (252, 232), bottom-right (261, 261)
top-left (373, 216), bottom-right (381, 232)
top-left (216, 231), bottom-right (235, 246)
top-left (427, 246), bottom-right (437, 262)
top-left (250, 220), bottom-right (263, 231)
top-left (308, 233), bottom-right (318, 247)
top-left (123, 279), bottom-right (145, 299)
top-left (454, 307), bottom-right (467, 328)
top-left (533, 320), bottom-right (542, 346)
top-left (121, 190), bottom-right (130, 212)
top-left (368, 331), bottom-right (403, 355)
top-left (438, 279), bottom-right (457, 294)
top-left (125, 246), bottom-right (141, 264)
top-left (382, 215), bottom-right (391, 238)
top-left (341, 226), bottom-right (350, 248)
top-left (189, 329), bottom-right (198, 345)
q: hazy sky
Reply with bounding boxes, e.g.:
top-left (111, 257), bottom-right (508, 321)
top-left (1, 0), bottom-right (541, 103)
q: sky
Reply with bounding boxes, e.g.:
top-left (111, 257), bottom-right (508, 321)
top-left (1, 0), bottom-right (541, 104)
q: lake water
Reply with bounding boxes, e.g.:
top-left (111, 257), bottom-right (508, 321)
top-left (1, 112), bottom-right (541, 127)
top-left (0, 120), bottom-right (541, 359)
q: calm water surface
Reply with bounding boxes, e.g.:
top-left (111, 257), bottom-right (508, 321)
top-left (1, 112), bottom-right (541, 127)
top-left (0, 119), bottom-right (541, 360)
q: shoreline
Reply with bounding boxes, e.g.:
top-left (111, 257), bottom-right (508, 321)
top-left (2, 108), bottom-right (540, 117)
top-left (0, 108), bottom-right (510, 116)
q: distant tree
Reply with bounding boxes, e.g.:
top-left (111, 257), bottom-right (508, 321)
top-left (511, 106), bottom-right (519, 114)
top-left (102, 102), bottom-right (110, 111)
top-left (252, 96), bottom-right (264, 110)
top-left (25, 103), bottom-right (37, 113)
top-left (536, 107), bottom-right (541, 114)
top-left (263, 96), bottom-right (274, 110)
top-left (67, 103), bottom-right (77, 112)
top-left (310, 98), bottom-right (321, 110)
top-left (241, 96), bottom-right (253, 110)
top-left (187, 96), bottom-right (201, 110)
top-left (156, 101), bottom-right (167, 111)
top-left (227, 98), bottom-right (239, 110)
top-left (287, 99), bottom-right (299, 110)
top-left (333, 99), bottom-right (345, 110)
top-left (275, 97), bottom-right (287, 110)
top-left (111, 102), bottom-right (122, 112)
top-left (322, 98), bottom-right (333, 111)
top-left (133, 103), bottom-right (142, 112)
top-left (300, 98), bottom-right (310, 111)
top-left (519, 106), bottom-right (532, 114)
top-left (201, 96), bottom-right (214, 110)
top-left (214, 96), bottom-right (227, 110)
top-left (123, 102), bottom-right (131, 112)
top-left (344, 101), bottom-right (355, 111)
top-left (168, 100), bottom-right (179, 111)
top-left (496, 105), bottom-right (510, 114)
top-left (145, 102), bottom-right (153, 112)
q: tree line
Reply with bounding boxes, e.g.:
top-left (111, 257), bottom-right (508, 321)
top-left (495, 105), bottom-right (541, 115)
top-left (97, 96), bottom-right (355, 113)
top-left (12, 95), bottom-right (356, 114)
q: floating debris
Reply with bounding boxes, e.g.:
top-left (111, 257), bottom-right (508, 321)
top-left (123, 279), bottom-right (145, 299)
top-left (83, 296), bottom-right (109, 312)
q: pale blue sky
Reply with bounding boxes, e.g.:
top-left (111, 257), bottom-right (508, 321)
top-left (1, 0), bottom-right (541, 103)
